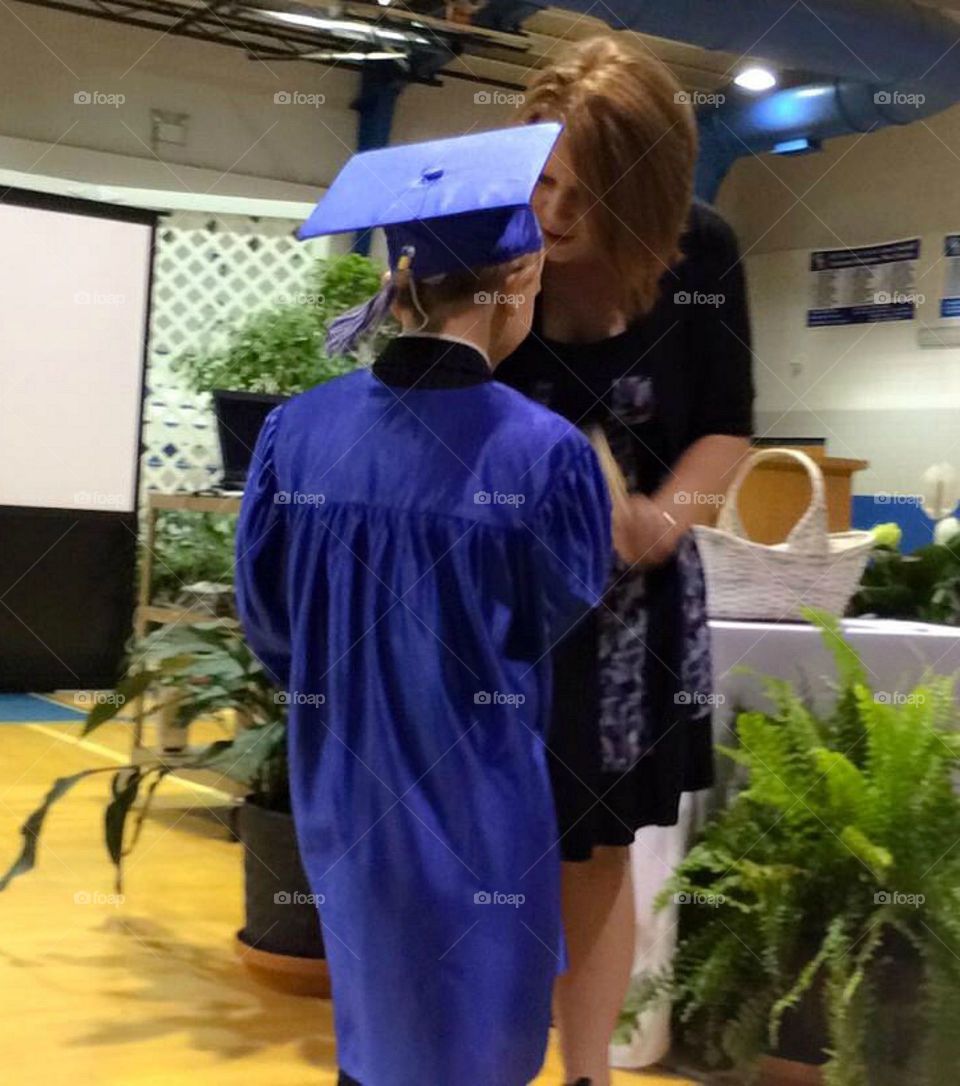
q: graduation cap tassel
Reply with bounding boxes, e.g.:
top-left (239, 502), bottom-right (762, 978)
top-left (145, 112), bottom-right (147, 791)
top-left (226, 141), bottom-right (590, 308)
top-left (325, 281), bottom-right (397, 358)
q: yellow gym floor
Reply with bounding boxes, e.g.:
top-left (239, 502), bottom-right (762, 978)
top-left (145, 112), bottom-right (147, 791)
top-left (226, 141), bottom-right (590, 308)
top-left (0, 703), bottom-right (693, 1085)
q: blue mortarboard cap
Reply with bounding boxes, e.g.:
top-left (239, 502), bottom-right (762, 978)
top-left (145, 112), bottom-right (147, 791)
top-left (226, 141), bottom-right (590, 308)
top-left (297, 122), bottom-right (562, 280)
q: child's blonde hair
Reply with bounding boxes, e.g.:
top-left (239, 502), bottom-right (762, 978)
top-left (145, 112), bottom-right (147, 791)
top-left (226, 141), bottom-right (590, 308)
top-left (391, 252), bottom-right (538, 328)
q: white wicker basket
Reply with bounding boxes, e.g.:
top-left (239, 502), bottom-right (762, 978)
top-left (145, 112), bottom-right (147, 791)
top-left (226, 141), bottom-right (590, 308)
top-left (692, 447), bottom-right (875, 622)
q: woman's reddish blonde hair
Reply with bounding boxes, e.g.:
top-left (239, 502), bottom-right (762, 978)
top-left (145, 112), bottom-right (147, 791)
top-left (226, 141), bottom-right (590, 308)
top-left (520, 35), bottom-right (698, 317)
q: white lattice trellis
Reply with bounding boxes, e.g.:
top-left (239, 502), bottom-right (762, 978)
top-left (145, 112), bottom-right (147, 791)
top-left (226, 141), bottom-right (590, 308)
top-left (142, 211), bottom-right (326, 499)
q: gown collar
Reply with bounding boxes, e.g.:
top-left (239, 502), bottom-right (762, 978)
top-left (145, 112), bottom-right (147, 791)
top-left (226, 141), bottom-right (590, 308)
top-left (372, 334), bottom-right (493, 389)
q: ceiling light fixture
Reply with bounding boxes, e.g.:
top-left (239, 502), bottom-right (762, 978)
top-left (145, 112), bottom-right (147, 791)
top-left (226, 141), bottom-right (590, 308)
top-left (253, 8), bottom-right (429, 44)
top-left (305, 50), bottom-right (406, 61)
top-left (734, 66), bottom-right (777, 92)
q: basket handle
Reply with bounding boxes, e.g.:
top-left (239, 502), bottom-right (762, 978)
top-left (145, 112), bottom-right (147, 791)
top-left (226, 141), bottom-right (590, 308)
top-left (715, 447), bottom-right (829, 555)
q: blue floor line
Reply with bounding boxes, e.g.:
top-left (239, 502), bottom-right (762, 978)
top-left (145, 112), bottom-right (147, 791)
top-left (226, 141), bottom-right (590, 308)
top-left (0, 694), bottom-right (87, 723)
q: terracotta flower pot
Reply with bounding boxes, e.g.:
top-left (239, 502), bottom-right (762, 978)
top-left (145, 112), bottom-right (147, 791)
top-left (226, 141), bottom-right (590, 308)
top-left (756, 1056), bottom-right (824, 1085)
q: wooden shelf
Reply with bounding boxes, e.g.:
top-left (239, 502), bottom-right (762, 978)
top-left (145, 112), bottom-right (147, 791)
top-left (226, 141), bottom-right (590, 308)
top-left (131, 491), bottom-right (243, 778)
top-left (137, 605), bottom-right (238, 627)
top-left (146, 492), bottom-right (242, 514)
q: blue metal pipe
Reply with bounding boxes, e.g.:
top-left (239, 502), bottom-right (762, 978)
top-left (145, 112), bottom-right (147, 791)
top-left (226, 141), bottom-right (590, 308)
top-left (350, 64), bottom-right (407, 256)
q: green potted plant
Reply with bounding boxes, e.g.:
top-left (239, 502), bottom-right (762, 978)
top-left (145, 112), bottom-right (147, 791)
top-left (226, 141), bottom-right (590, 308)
top-left (146, 510), bottom-right (238, 609)
top-left (146, 251), bottom-right (394, 627)
top-left (172, 252), bottom-right (392, 395)
top-left (849, 522), bottom-right (960, 624)
top-left (623, 609), bottom-right (960, 1086)
top-left (0, 622), bottom-right (329, 996)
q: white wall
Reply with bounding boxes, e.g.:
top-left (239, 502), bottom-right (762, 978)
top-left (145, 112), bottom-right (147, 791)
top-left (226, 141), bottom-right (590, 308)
top-left (0, 5), bottom-right (364, 190)
top-left (716, 104), bottom-right (960, 497)
top-left (0, 5), bottom-right (519, 265)
top-left (0, 6), bottom-right (515, 194)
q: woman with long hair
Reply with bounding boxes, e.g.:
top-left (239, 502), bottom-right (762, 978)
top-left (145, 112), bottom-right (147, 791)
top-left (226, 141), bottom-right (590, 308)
top-left (497, 36), bottom-right (755, 1086)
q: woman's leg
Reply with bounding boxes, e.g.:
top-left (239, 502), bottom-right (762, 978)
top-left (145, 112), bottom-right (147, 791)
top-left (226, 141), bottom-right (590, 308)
top-left (553, 846), bottom-right (635, 1086)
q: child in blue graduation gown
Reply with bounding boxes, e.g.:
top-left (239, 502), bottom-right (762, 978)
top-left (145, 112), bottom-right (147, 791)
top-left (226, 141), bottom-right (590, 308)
top-left (234, 123), bottom-right (611, 1086)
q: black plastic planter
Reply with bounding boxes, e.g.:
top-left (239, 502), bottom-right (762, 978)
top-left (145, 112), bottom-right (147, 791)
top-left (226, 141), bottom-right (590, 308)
top-left (235, 797), bottom-right (330, 996)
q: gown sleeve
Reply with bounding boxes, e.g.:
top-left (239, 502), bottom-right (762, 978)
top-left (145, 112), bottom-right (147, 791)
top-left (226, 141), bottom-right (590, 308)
top-left (234, 406), bottom-right (291, 689)
top-left (523, 438), bottom-right (612, 653)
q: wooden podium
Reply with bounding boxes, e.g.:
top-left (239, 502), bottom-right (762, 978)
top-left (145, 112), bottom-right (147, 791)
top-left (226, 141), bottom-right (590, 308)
top-left (734, 445), bottom-right (869, 545)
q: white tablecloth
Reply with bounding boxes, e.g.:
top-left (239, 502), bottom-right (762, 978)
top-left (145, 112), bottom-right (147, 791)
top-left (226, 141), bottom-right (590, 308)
top-left (612, 617), bottom-right (960, 1068)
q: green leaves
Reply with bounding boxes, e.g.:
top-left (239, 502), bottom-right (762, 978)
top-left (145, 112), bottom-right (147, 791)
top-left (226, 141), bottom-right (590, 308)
top-left (837, 826), bottom-right (892, 882)
top-left (0, 621), bottom-right (293, 895)
top-left (850, 542), bottom-right (960, 624)
top-left (807, 606), bottom-right (866, 691)
top-left (635, 610), bottom-right (960, 1081)
top-left (814, 749), bottom-right (869, 828)
top-left (171, 252), bottom-right (389, 397)
top-left (0, 766), bottom-right (123, 892)
top-left (147, 511), bottom-right (236, 604)
top-left (187, 720), bottom-right (285, 790)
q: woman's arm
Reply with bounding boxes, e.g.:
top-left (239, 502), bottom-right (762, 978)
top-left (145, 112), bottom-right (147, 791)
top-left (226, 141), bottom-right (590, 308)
top-left (616, 204), bottom-right (754, 568)
top-left (611, 434), bottom-right (747, 567)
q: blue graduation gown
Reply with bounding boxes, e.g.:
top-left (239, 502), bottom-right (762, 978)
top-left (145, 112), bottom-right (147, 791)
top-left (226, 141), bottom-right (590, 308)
top-left (235, 335), bottom-right (611, 1086)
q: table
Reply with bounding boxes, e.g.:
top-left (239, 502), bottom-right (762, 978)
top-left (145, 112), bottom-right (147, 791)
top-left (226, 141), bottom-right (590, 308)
top-left (711, 616), bottom-right (960, 713)
top-left (613, 616), bottom-right (960, 1069)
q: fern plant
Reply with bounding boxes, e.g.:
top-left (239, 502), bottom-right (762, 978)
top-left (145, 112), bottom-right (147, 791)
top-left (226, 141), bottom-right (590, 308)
top-left (625, 608), bottom-right (960, 1085)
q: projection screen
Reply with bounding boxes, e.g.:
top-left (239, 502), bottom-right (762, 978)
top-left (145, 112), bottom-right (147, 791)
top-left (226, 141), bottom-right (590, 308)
top-left (0, 188), bottom-right (156, 690)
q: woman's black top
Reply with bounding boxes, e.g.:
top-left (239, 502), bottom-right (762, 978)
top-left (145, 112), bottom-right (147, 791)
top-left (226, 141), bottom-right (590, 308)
top-left (496, 199), bottom-right (755, 860)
